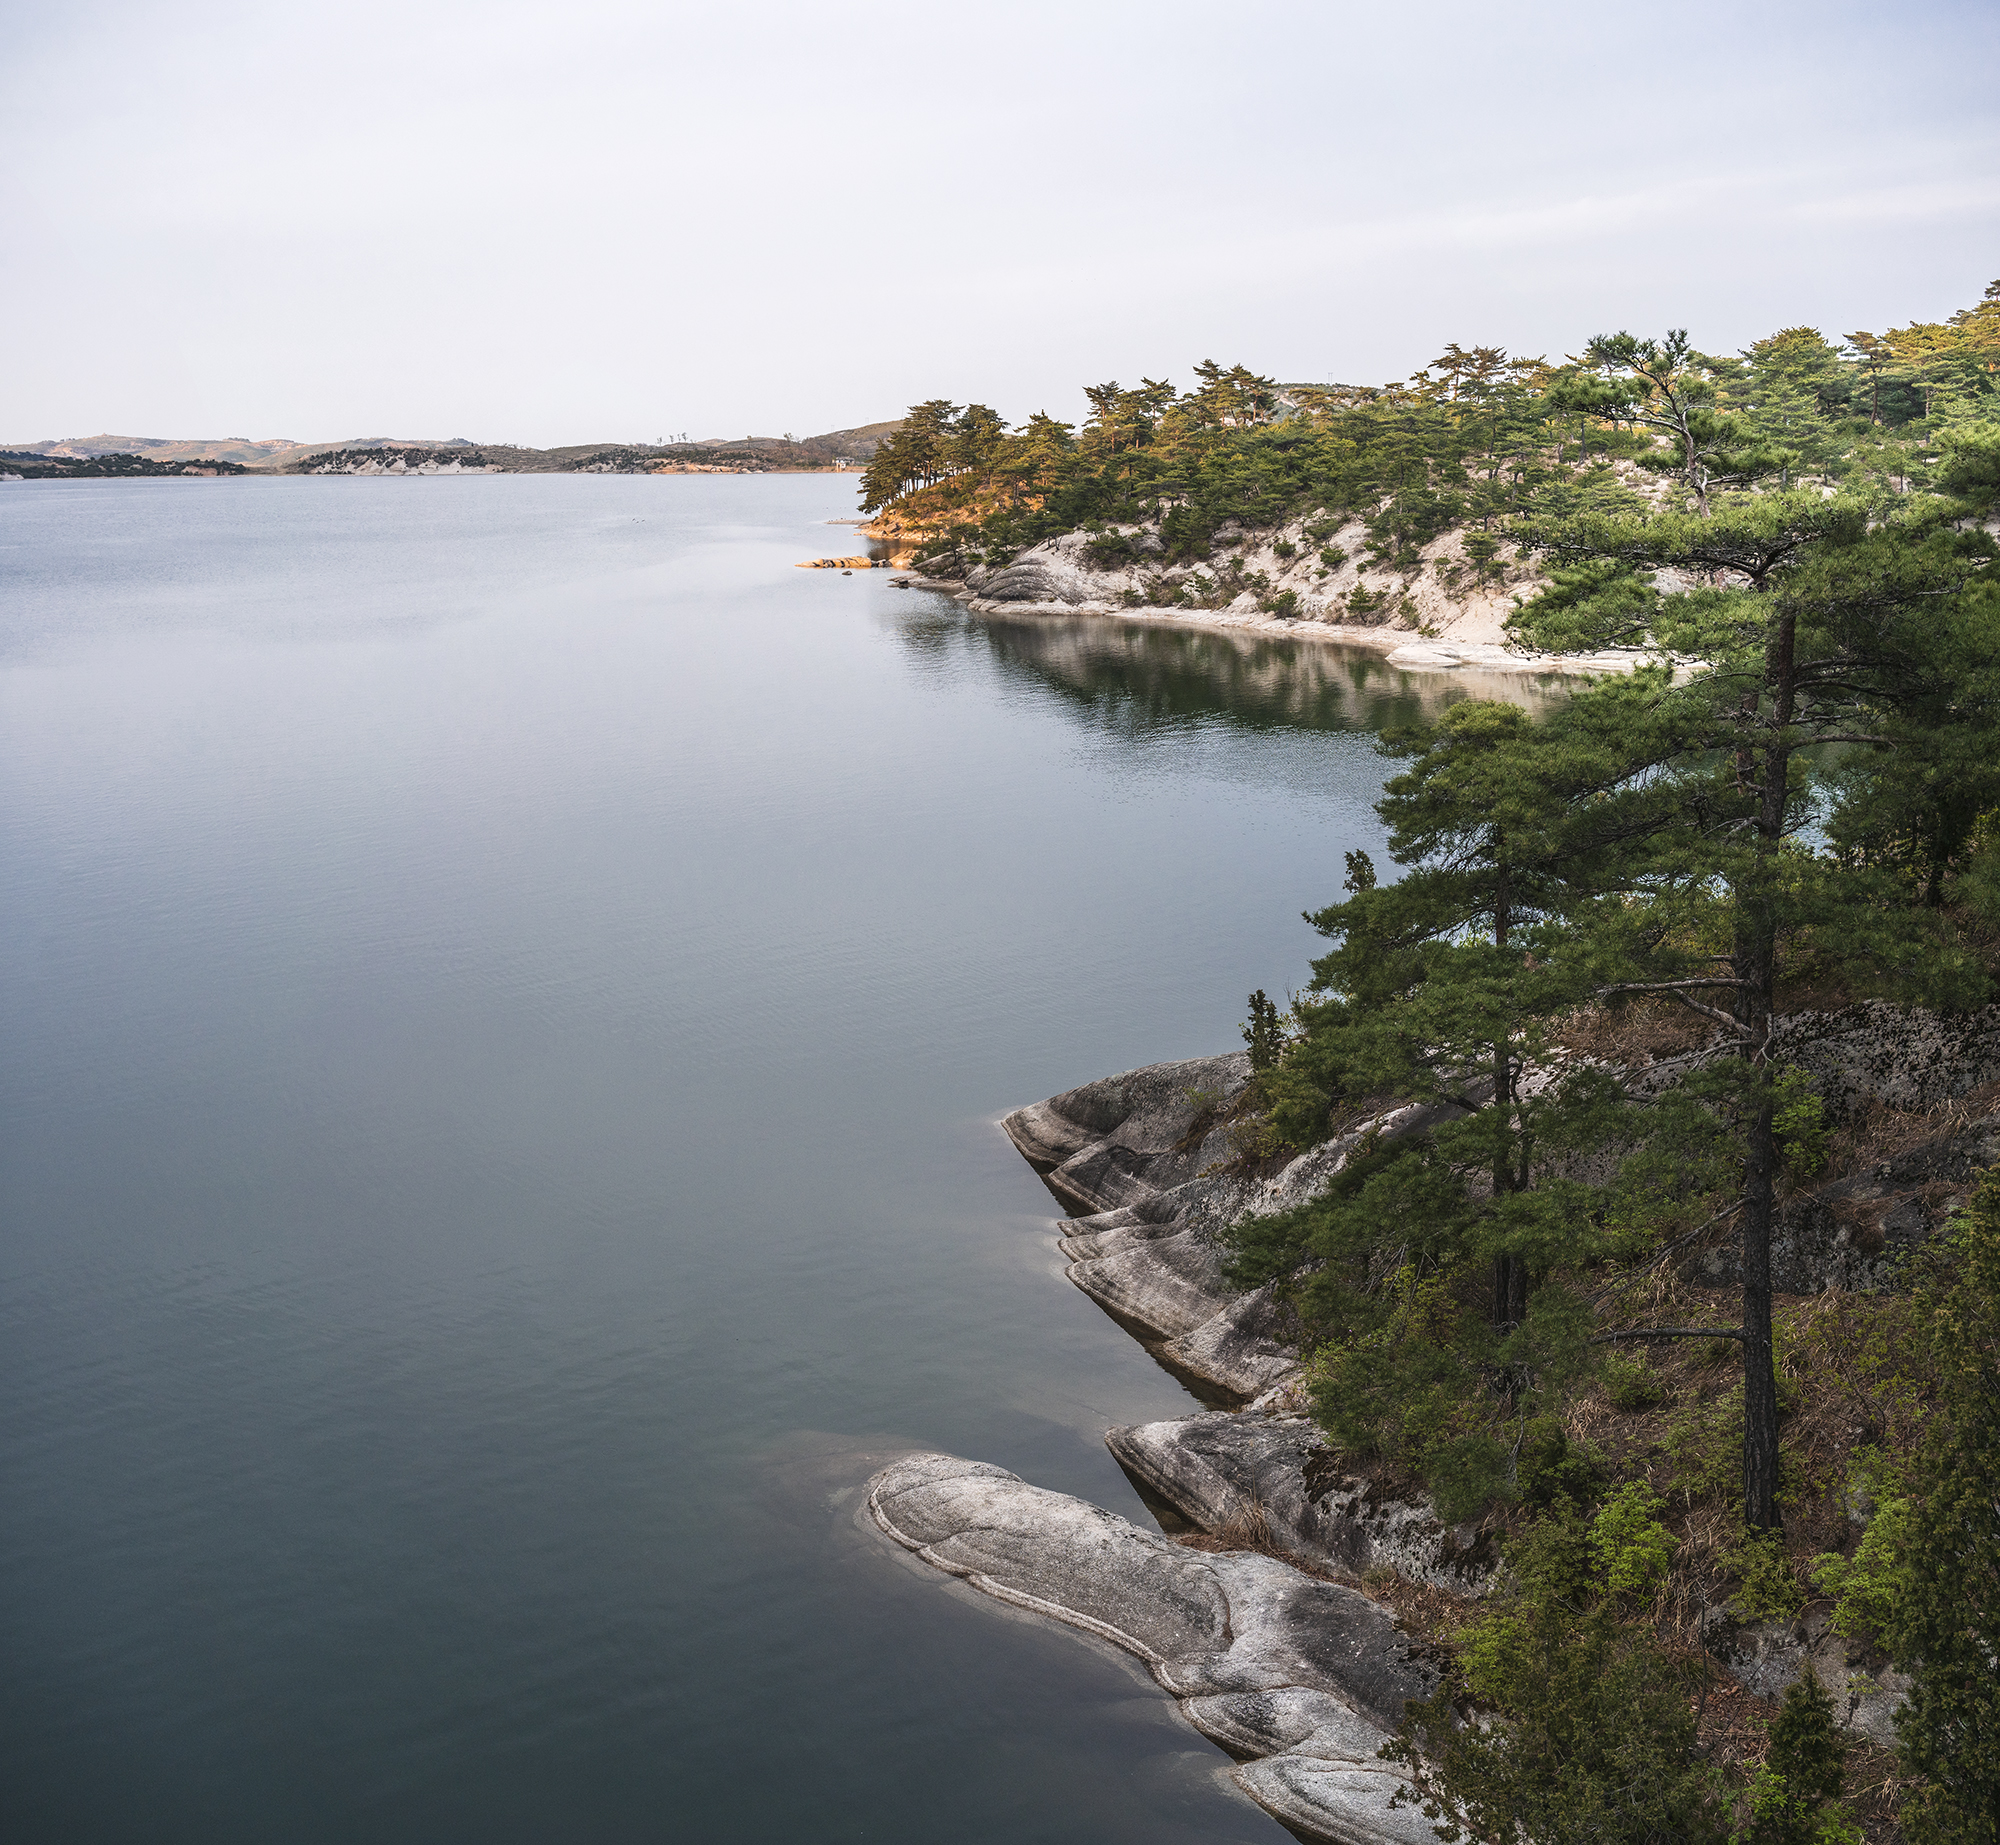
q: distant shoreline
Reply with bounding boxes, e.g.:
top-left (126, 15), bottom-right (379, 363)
top-left (1, 462), bottom-right (868, 483)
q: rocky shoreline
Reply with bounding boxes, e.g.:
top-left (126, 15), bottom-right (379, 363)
top-left (865, 1005), bottom-right (2000, 1836)
top-left (870, 522), bottom-right (1651, 678)
top-left (868, 1054), bottom-right (1498, 1842)
top-left (998, 1057), bottom-right (1506, 1598)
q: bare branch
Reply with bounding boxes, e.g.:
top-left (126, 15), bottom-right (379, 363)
top-left (1660, 991), bottom-right (1752, 1033)
top-left (1591, 978), bottom-right (1753, 1034)
top-left (1597, 978), bottom-right (1755, 996)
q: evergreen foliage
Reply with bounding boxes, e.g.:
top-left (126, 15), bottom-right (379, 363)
top-left (1887, 1171), bottom-right (2000, 1844)
top-left (1732, 1678), bottom-right (1857, 1845)
top-left (1508, 473), bottom-right (1998, 1530)
top-left (1387, 1517), bottom-right (1728, 1844)
top-left (1241, 989), bottom-right (1284, 1073)
top-left (860, 282), bottom-right (2000, 581)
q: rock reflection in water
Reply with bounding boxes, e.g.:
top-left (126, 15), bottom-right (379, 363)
top-left (905, 607), bottom-right (1571, 738)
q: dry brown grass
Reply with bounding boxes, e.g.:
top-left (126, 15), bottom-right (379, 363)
top-left (1173, 1496), bottom-right (1350, 1585)
top-left (1358, 1565), bottom-right (1480, 1646)
top-left (1554, 997), bottom-right (1718, 1067)
top-left (1824, 1077), bottom-right (2000, 1180)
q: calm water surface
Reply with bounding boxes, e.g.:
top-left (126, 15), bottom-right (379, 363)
top-left (0, 475), bottom-right (1487, 1844)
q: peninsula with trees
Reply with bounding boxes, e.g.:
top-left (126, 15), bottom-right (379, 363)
top-left (859, 287), bottom-right (2000, 669)
top-left (864, 286), bottom-right (2000, 1845)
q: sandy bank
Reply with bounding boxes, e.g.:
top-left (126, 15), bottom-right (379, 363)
top-left (897, 573), bottom-right (1647, 677)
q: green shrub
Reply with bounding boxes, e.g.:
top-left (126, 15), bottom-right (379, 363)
top-left (1590, 1482), bottom-right (1678, 1598)
top-left (1601, 1348), bottom-right (1668, 1411)
top-left (1304, 1266), bottom-right (1489, 1477)
top-left (1517, 1416), bottom-right (1606, 1513)
top-left (1430, 1433), bottom-right (1513, 1523)
top-left (1273, 538), bottom-right (1297, 558)
top-left (1727, 1530), bottom-right (1805, 1626)
top-left (1809, 1495), bottom-right (1911, 1642)
top-left (1389, 1521), bottom-right (1729, 1844)
top-left (1319, 544), bottom-right (1347, 568)
top-left (1886, 1173), bottom-right (2000, 1843)
top-left (1731, 1676), bottom-right (1857, 1845)
top-left (1772, 1066), bottom-right (1830, 1183)
top-left (1665, 1388), bottom-right (1743, 1505)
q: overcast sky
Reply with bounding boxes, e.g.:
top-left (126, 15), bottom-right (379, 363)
top-left (4, 0), bottom-right (1996, 445)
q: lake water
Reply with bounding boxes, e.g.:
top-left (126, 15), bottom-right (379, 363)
top-left (0, 475), bottom-right (1485, 1844)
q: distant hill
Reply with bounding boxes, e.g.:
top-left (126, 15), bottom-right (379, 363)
top-left (11, 433), bottom-right (316, 466)
top-left (707, 422), bottom-right (902, 464)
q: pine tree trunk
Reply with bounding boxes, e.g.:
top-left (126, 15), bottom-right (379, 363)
top-left (1740, 1092), bottom-right (1781, 1530)
top-left (1492, 855), bottom-right (1517, 1330)
top-left (1735, 614), bottom-right (1797, 1532)
top-left (1731, 865), bottom-right (1784, 1535)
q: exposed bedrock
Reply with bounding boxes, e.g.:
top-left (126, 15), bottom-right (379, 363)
top-left (867, 1453), bottom-right (1438, 1845)
top-left (1003, 1053), bottom-right (1459, 1402)
top-left (1696, 1102), bottom-right (2000, 1293)
top-left (1770, 1000), bottom-right (2000, 1125)
top-left (1701, 1608), bottom-right (1913, 1748)
top-left (1002, 1053), bottom-right (1490, 1592)
top-left (1109, 1413), bottom-right (1496, 1595)
top-left (957, 1004), bottom-right (1992, 1805)
top-left (959, 530), bottom-right (1164, 613)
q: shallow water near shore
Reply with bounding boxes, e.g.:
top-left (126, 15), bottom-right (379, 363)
top-left (1, 474), bottom-right (1485, 1844)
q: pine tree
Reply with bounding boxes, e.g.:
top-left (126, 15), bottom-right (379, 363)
top-left (1225, 688), bottom-right (1699, 1511)
top-left (1577, 331), bottom-right (1785, 512)
top-left (1513, 483), bottom-right (1997, 1529)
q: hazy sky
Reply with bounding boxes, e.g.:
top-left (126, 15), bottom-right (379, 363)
top-left (5, 0), bottom-right (1996, 445)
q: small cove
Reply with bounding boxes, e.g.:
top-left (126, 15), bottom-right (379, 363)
top-left (2, 472), bottom-right (1508, 1844)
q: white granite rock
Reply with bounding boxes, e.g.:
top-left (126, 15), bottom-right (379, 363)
top-left (868, 1453), bottom-right (1437, 1844)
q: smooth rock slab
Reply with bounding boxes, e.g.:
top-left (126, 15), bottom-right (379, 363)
top-left (868, 1453), bottom-right (1437, 1845)
top-left (1109, 1413), bottom-right (1496, 1596)
top-left (1004, 1055), bottom-right (1458, 1400)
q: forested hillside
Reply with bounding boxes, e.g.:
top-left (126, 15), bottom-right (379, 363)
top-left (877, 290), bottom-right (2000, 1843)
